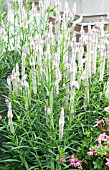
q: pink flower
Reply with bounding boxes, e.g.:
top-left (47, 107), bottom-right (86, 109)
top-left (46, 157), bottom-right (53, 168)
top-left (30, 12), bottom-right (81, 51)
top-left (60, 156), bottom-right (66, 163)
top-left (87, 149), bottom-right (96, 156)
top-left (105, 158), bottom-right (109, 167)
top-left (93, 119), bottom-right (105, 127)
top-left (97, 133), bottom-right (109, 144)
top-left (106, 158), bottom-right (109, 162)
top-left (71, 154), bottom-right (74, 158)
top-left (70, 157), bottom-right (78, 163)
top-left (105, 118), bottom-right (109, 123)
top-left (70, 154), bottom-right (82, 167)
top-left (104, 106), bottom-right (109, 112)
top-left (73, 161), bottom-right (82, 167)
top-left (98, 144), bottom-right (103, 149)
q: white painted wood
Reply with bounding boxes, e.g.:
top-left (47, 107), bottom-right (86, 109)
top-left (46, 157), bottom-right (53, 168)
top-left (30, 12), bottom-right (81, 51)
top-left (62, 0), bottom-right (109, 16)
top-left (3, 0), bottom-right (109, 16)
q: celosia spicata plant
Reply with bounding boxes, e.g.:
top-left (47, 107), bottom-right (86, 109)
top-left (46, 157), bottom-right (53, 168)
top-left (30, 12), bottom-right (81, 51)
top-left (0, 0), bottom-right (109, 169)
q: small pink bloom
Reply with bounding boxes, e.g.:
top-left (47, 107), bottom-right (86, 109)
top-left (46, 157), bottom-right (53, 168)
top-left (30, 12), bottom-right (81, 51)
top-left (70, 160), bottom-right (75, 166)
top-left (73, 163), bottom-right (77, 167)
top-left (60, 156), bottom-right (66, 163)
top-left (105, 162), bottom-right (109, 166)
top-left (104, 106), bottom-right (109, 112)
top-left (71, 158), bottom-right (78, 163)
top-left (105, 158), bottom-right (109, 167)
top-left (106, 158), bottom-right (109, 162)
top-left (74, 161), bottom-right (82, 167)
top-left (70, 155), bottom-right (82, 167)
top-left (93, 120), bottom-right (105, 127)
top-left (71, 154), bottom-right (74, 158)
top-left (97, 133), bottom-right (109, 144)
top-left (87, 149), bottom-right (96, 156)
top-left (98, 144), bottom-right (103, 149)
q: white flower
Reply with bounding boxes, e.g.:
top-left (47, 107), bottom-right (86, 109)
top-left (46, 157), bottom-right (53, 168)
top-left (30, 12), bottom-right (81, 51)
top-left (22, 74), bottom-right (29, 88)
top-left (81, 70), bottom-right (87, 80)
top-left (105, 84), bottom-right (109, 99)
top-left (71, 81), bottom-right (79, 89)
top-left (7, 102), bottom-right (13, 119)
top-left (59, 108), bottom-right (65, 140)
top-left (7, 101), bottom-right (14, 134)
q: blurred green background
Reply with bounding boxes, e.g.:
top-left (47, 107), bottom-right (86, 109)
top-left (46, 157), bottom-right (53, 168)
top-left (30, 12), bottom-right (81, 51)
top-left (0, 0), bottom-right (4, 14)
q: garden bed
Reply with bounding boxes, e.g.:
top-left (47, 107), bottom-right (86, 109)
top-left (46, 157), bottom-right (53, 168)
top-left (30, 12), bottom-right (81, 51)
top-left (0, 1), bottom-right (109, 170)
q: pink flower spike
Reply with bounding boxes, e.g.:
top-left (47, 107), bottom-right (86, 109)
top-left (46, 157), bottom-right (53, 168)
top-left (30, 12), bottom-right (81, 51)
top-left (104, 106), bottom-right (109, 112)
top-left (60, 156), bottom-right (66, 163)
